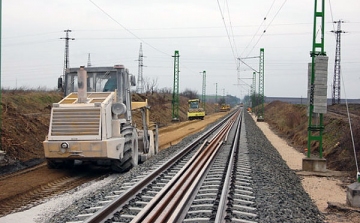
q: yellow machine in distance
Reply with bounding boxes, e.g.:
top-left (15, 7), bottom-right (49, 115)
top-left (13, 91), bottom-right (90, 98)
top-left (187, 99), bottom-right (205, 120)
top-left (220, 104), bottom-right (231, 112)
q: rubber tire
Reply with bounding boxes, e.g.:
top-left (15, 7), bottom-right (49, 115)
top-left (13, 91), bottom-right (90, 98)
top-left (46, 159), bottom-right (62, 169)
top-left (63, 160), bottom-right (75, 169)
top-left (111, 127), bottom-right (138, 172)
top-left (154, 129), bottom-right (159, 155)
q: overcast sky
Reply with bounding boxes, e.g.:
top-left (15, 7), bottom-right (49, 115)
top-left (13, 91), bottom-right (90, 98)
top-left (2, 0), bottom-right (360, 99)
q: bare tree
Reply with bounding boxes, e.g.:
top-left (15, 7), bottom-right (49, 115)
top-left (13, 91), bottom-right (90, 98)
top-left (143, 77), bottom-right (158, 95)
top-left (159, 87), bottom-right (172, 94)
top-left (181, 88), bottom-right (198, 99)
top-left (218, 97), bottom-right (226, 105)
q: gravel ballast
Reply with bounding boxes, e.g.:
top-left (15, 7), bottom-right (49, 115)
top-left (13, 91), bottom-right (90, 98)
top-left (244, 111), bottom-right (324, 222)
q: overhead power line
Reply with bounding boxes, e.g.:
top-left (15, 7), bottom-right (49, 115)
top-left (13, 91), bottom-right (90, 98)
top-left (328, 0), bottom-right (336, 33)
top-left (216, 0), bottom-right (238, 68)
top-left (241, 0), bottom-right (288, 58)
top-left (88, 0), bottom-right (170, 56)
top-left (225, 0), bottom-right (239, 59)
top-left (241, 0), bottom-right (276, 57)
top-left (247, 0), bottom-right (288, 57)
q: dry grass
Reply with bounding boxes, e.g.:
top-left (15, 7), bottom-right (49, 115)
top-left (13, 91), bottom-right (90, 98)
top-left (264, 100), bottom-right (360, 172)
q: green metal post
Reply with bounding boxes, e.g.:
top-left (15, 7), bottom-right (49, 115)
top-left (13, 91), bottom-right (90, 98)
top-left (257, 48), bottom-right (265, 121)
top-left (172, 51), bottom-right (180, 121)
top-left (252, 71), bottom-right (256, 108)
top-left (202, 71), bottom-right (206, 112)
top-left (215, 83), bottom-right (218, 112)
top-left (215, 83), bottom-right (218, 104)
top-left (0, 0), bottom-right (2, 141)
top-left (307, 0), bottom-right (326, 158)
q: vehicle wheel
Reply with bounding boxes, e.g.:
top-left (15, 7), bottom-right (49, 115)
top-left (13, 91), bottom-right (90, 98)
top-left (46, 159), bottom-right (62, 169)
top-left (63, 160), bottom-right (75, 169)
top-left (154, 126), bottom-right (159, 155)
top-left (111, 126), bottom-right (138, 172)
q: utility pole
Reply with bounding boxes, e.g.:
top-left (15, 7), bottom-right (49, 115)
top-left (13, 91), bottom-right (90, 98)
top-left (0, 0), bottom-right (2, 134)
top-left (87, 53), bottom-right (92, 67)
top-left (257, 48), bottom-right (265, 122)
top-left (222, 88), bottom-right (225, 102)
top-left (331, 20), bottom-right (345, 105)
top-left (307, 0), bottom-right (328, 160)
top-left (215, 83), bottom-right (218, 104)
top-left (201, 71), bottom-right (206, 112)
top-left (214, 83), bottom-right (218, 112)
top-left (171, 50), bottom-right (180, 121)
top-left (60, 29), bottom-right (75, 88)
top-left (136, 43), bottom-right (144, 93)
top-left (251, 71), bottom-right (256, 108)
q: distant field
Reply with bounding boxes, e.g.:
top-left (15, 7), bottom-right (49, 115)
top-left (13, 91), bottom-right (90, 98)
top-left (265, 97), bottom-right (360, 105)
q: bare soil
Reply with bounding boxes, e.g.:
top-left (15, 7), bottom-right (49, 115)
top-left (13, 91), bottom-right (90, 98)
top-left (158, 112), bottom-right (227, 150)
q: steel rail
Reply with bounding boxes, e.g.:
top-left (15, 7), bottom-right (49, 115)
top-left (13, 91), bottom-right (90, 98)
top-left (215, 109), bottom-right (243, 222)
top-left (84, 111), bottom-right (235, 223)
top-left (131, 111), bottom-right (239, 223)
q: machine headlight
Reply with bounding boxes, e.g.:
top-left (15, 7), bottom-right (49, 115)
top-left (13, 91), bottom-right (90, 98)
top-left (112, 103), bottom-right (126, 115)
top-left (60, 142), bottom-right (69, 149)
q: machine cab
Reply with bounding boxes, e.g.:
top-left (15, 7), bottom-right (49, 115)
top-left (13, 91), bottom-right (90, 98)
top-left (58, 65), bottom-right (136, 97)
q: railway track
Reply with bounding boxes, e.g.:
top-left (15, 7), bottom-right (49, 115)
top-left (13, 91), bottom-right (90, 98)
top-left (60, 109), bottom-right (253, 223)
top-left (2, 109), bottom-right (324, 222)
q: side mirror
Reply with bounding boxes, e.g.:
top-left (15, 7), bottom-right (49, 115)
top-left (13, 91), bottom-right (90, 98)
top-left (130, 75), bottom-right (136, 86)
top-left (57, 77), bottom-right (63, 89)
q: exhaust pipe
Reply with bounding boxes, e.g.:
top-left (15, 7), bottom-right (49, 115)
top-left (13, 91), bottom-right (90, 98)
top-left (77, 66), bottom-right (87, 103)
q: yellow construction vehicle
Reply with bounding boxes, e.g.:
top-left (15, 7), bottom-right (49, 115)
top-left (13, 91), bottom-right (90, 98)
top-left (187, 99), bottom-right (205, 120)
top-left (220, 104), bottom-right (231, 112)
top-left (43, 65), bottom-right (158, 172)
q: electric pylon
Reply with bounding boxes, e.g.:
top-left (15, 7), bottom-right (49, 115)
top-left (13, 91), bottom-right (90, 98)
top-left (87, 53), bottom-right (92, 67)
top-left (201, 71), bottom-right (206, 112)
top-left (331, 20), bottom-right (345, 105)
top-left (60, 30), bottom-right (75, 86)
top-left (136, 43), bottom-right (144, 93)
top-left (172, 51), bottom-right (180, 121)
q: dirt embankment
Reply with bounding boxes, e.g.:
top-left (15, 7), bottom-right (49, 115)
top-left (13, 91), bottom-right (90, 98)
top-left (263, 100), bottom-right (360, 173)
top-left (1, 90), bottom-right (63, 164)
top-left (0, 90), bottom-right (217, 169)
